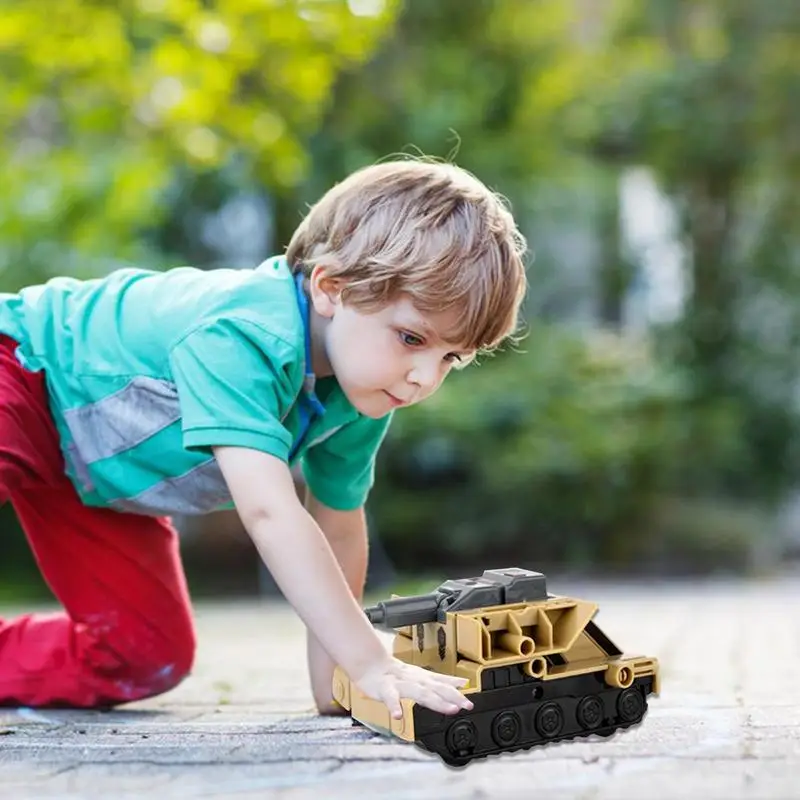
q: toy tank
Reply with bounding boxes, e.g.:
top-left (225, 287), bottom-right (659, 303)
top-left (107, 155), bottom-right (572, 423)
top-left (332, 567), bottom-right (660, 767)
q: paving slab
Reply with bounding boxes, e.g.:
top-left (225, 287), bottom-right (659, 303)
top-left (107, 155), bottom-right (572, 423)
top-left (1, 570), bottom-right (799, 799)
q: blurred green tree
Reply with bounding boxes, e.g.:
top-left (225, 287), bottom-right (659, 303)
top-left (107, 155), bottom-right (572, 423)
top-left (569, 0), bottom-right (800, 500)
top-left (0, 0), bottom-right (399, 285)
top-left (302, 0), bottom-right (616, 337)
top-left (303, 0), bottom-right (582, 211)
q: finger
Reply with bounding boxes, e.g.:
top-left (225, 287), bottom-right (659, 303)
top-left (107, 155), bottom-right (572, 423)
top-left (428, 682), bottom-right (474, 711)
top-left (406, 686), bottom-right (455, 714)
top-left (400, 684), bottom-right (465, 716)
top-left (420, 674), bottom-right (474, 708)
top-left (397, 669), bottom-right (474, 712)
top-left (437, 674), bottom-right (470, 688)
top-left (382, 685), bottom-right (403, 720)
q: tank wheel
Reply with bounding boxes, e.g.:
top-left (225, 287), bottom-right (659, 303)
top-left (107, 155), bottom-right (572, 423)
top-left (535, 701), bottom-right (565, 738)
top-left (491, 711), bottom-right (522, 747)
top-left (617, 687), bottom-right (646, 723)
top-left (445, 719), bottom-right (478, 760)
top-left (576, 695), bottom-right (604, 730)
top-left (442, 756), bottom-right (470, 769)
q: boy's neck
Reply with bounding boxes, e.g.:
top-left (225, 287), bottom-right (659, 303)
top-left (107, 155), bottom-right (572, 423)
top-left (308, 297), bottom-right (334, 379)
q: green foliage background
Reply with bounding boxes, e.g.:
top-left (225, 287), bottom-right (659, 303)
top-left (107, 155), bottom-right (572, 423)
top-left (3, 0), bottom-right (800, 592)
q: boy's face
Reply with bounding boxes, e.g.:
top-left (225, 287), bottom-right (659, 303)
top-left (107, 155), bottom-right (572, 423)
top-left (310, 274), bottom-right (475, 419)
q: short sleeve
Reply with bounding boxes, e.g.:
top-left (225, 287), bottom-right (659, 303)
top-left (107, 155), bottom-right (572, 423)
top-left (301, 411), bottom-right (393, 511)
top-left (169, 317), bottom-right (300, 459)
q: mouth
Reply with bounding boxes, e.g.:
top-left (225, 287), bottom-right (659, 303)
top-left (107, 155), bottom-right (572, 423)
top-left (383, 390), bottom-right (409, 408)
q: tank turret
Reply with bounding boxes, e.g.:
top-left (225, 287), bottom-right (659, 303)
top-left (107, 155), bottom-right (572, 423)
top-left (332, 567), bottom-right (660, 767)
top-left (364, 567), bottom-right (549, 628)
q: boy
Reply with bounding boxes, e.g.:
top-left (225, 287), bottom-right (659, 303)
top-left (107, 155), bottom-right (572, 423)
top-left (0, 159), bottom-right (527, 720)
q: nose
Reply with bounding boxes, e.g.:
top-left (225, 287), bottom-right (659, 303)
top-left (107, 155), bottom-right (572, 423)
top-left (407, 356), bottom-right (443, 394)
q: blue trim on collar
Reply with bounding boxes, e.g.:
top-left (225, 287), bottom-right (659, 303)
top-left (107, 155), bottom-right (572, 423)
top-left (293, 271), bottom-right (326, 417)
top-left (290, 270), bottom-right (326, 460)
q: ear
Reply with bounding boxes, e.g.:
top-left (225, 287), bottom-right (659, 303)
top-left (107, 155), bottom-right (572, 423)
top-left (308, 265), bottom-right (342, 319)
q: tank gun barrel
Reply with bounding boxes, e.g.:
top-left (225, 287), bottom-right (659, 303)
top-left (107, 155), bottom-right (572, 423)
top-left (364, 592), bottom-right (442, 628)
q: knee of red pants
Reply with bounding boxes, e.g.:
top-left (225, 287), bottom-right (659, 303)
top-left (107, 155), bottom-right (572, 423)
top-left (80, 610), bottom-right (198, 705)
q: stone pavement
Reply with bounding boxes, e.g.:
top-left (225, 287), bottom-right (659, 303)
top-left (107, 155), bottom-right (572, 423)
top-left (1, 569), bottom-right (799, 799)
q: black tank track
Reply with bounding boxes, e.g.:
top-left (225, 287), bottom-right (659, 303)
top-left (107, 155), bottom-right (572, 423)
top-left (411, 667), bottom-right (655, 767)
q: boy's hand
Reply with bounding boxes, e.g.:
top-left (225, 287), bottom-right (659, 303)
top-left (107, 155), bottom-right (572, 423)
top-left (353, 655), bottom-right (474, 719)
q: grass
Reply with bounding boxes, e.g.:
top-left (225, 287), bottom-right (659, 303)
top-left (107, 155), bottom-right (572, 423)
top-left (0, 576), bottom-right (51, 606)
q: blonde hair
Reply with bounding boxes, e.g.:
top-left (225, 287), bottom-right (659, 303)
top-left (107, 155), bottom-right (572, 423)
top-left (286, 159), bottom-right (528, 352)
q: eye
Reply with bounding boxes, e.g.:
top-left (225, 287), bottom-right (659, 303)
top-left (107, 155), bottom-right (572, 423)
top-left (399, 330), bottom-right (425, 348)
top-left (444, 352), bottom-right (463, 364)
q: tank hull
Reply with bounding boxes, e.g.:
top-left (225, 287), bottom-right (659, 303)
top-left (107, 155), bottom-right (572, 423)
top-left (334, 568), bottom-right (660, 766)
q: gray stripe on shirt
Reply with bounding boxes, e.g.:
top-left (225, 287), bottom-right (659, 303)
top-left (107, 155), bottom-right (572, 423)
top-left (66, 440), bottom-right (95, 493)
top-left (109, 457), bottom-right (231, 516)
top-left (63, 376), bottom-right (181, 464)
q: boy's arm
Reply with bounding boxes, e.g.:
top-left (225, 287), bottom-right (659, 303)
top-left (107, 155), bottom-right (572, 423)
top-left (303, 495), bottom-right (369, 714)
top-left (213, 445), bottom-right (473, 719)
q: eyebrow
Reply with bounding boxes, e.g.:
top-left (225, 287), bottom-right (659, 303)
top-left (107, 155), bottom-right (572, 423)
top-left (403, 317), bottom-right (471, 352)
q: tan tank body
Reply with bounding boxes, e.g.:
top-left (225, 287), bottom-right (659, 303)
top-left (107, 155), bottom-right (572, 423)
top-left (333, 567), bottom-right (660, 767)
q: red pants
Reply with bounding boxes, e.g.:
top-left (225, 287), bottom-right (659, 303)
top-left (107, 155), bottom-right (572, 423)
top-left (0, 336), bottom-right (196, 707)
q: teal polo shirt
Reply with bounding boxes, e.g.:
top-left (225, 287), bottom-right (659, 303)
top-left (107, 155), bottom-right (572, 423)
top-left (0, 257), bottom-right (392, 514)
